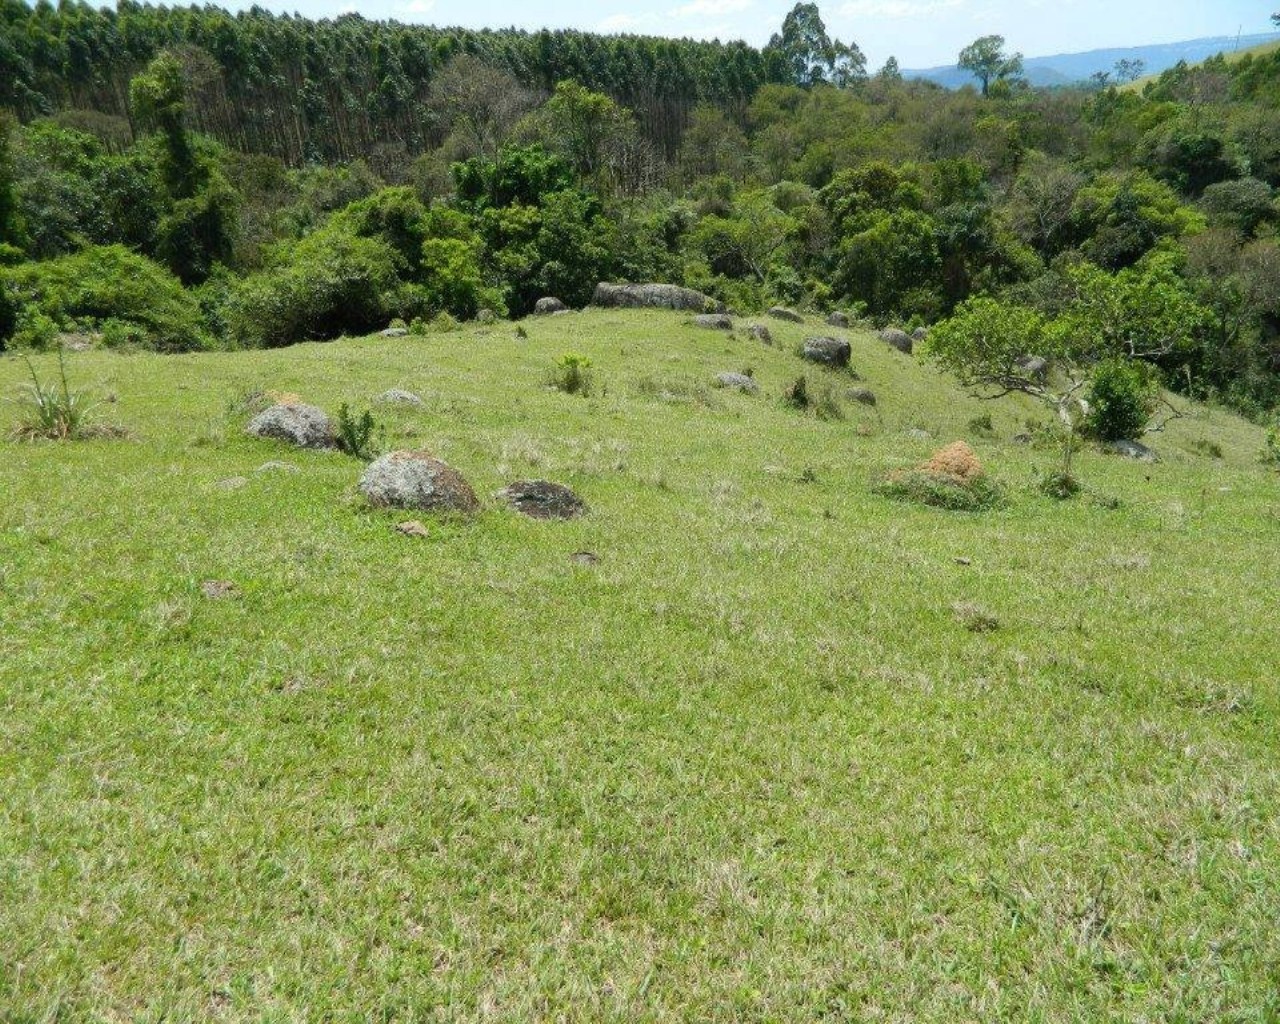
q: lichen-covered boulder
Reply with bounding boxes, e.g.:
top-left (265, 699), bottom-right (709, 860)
top-left (715, 372), bottom-right (759, 393)
top-left (911, 326), bottom-right (929, 343)
top-left (769, 306), bottom-right (804, 323)
top-left (496, 480), bottom-right (586, 520)
top-left (826, 311), bottom-right (851, 328)
top-left (534, 297), bottom-right (567, 315)
top-left (880, 328), bottom-right (913, 355)
top-left (246, 403), bottom-right (337, 450)
top-left (802, 336), bottom-right (851, 368)
top-left (592, 282), bottom-right (724, 313)
top-left (359, 451), bottom-right (479, 514)
top-left (695, 314), bottom-right (734, 330)
top-left (377, 389), bottom-right (424, 406)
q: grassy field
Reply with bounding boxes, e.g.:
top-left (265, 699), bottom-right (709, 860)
top-left (2, 309), bottom-right (1279, 1021)
top-left (1122, 37), bottom-right (1280, 91)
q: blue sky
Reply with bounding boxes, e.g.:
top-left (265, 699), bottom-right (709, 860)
top-left (223, 0), bottom-right (1277, 68)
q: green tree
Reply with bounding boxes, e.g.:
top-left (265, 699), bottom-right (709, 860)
top-left (0, 111), bottom-right (23, 252)
top-left (129, 53), bottom-right (197, 199)
top-left (958, 35), bottom-right (1024, 97)
top-left (767, 3), bottom-right (866, 88)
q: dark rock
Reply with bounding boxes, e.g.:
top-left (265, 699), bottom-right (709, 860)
top-left (715, 372), bottom-right (759, 393)
top-left (826, 311), bottom-right (850, 328)
top-left (1108, 439), bottom-right (1159, 463)
top-left (592, 282), bottom-right (724, 313)
top-left (846, 387), bottom-right (877, 406)
top-left (769, 306), bottom-right (804, 323)
top-left (534, 297), bottom-right (567, 315)
top-left (359, 451), bottom-right (480, 514)
top-left (246, 403), bottom-right (337, 450)
top-left (694, 313), bottom-right (734, 330)
top-left (880, 328), bottom-right (913, 355)
top-left (496, 480), bottom-right (586, 520)
top-left (1016, 355), bottom-right (1049, 381)
top-left (802, 336), bottom-right (851, 368)
top-left (746, 324), bottom-right (773, 346)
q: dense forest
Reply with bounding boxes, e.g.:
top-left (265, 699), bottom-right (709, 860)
top-left (2, 1), bottom-right (1280, 417)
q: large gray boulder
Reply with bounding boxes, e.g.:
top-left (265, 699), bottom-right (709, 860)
top-left (246, 403), bottom-right (337, 450)
top-left (695, 313), bottom-right (733, 330)
top-left (715, 372), bottom-right (759, 393)
top-left (496, 480), bottom-right (586, 520)
top-left (534, 297), bottom-right (567, 315)
top-left (359, 451), bottom-right (480, 514)
top-left (592, 282), bottom-right (724, 313)
top-left (880, 328), bottom-right (913, 355)
top-left (826, 311), bottom-right (851, 328)
top-left (802, 336), bottom-right (851, 368)
top-left (769, 306), bottom-right (804, 323)
top-left (379, 326), bottom-right (409, 338)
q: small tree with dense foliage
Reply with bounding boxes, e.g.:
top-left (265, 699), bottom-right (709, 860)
top-left (958, 36), bottom-right (1024, 97)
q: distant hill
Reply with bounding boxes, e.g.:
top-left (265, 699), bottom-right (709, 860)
top-left (905, 32), bottom-right (1280, 90)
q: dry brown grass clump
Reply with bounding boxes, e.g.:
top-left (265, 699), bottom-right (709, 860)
top-left (921, 441), bottom-right (985, 483)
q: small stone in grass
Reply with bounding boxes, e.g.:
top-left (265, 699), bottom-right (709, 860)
top-left (952, 601), bottom-right (998, 633)
top-left (396, 520), bottom-right (430, 538)
top-left (216, 476), bottom-right (248, 491)
top-left (256, 461), bottom-right (300, 474)
top-left (201, 580), bottom-right (238, 600)
top-left (571, 551), bottom-right (600, 566)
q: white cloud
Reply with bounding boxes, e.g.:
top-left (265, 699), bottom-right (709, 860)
top-left (398, 0), bottom-right (434, 13)
top-left (672, 0), bottom-right (751, 17)
top-left (839, 0), bottom-right (964, 17)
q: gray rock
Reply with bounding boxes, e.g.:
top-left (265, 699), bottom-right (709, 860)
top-left (716, 372), bottom-right (759, 393)
top-left (1011, 433), bottom-right (1033, 445)
top-left (359, 451), bottom-right (480, 514)
top-left (1016, 355), bottom-right (1049, 381)
top-left (379, 327), bottom-right (409, 338)
top-left (1108, 439), bottom-right (1159, 463)
top-left (746, 324), bottom-right (773, 346)
top-left (534, 297), bottom-right (567, 315)
top-left (695, 314), bottom-right (734, 330)
top-left (256, 461), bottom-right (300, 474)
top-left (846, 387), bottom-right (877, 406)
top-left (475, 308), bottom-right (497, 325)
top-left (907, 427), bottom-right (933, 441)
top-left (880, 328), bottom-right (913, 355)
top-left (769, 306), bottom-right (804, 323)
top-left (911, 326), bottom-right (929, 342)
top-left (215, 476), bottom-right (248, 491)
top-left (826, 311), bottom-right (851, 328)
top-left (496, 480), bottom-right (586, 520)
top-left (801, 336), bottom-right (851, 368)
top-left (377, 388), bottom-right (425, 406)
top-left (592, 282), bottom-right (725, 313)
top-left (246, 403), bottom-right (337, 450)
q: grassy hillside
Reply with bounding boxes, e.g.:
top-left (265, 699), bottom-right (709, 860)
top-left (2, 310), bottom-right (1279, 1020)
top-left (1123, 37), bottom-right (1280, 91)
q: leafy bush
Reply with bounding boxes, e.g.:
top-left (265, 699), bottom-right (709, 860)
top-left (3, 245), bottom-right (208, 352)
top-left (1085, 358), bottom-right (1160, 441)
top-left (1263, 417), bottom-right (1280, 467)
top-left (0, 278), bottom-right (15, 349)
top-left (224, 230), bottom-right (400, 348)
top-left (1039, 470), bottom-right (1081, 500)
top-left (335, 403), bottom-right (383, 461)
top-left (549, 353), bottom-right (593, 396)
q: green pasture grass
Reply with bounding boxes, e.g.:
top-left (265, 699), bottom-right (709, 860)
top-left (1, 310), bottom-right (1278, 1020)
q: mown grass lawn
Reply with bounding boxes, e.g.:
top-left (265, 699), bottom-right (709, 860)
top-left (2, 310), bottom-right (1278, 1021)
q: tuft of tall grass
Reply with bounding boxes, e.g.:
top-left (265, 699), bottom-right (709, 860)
top-left (12, 350), bottom-right (98, 440)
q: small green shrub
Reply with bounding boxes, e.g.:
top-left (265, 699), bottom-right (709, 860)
top-left (1189, 438), bottom-right (1223, 460)
top-left (335, 403), bottom-right (384, 461)
top-left (1263, 417), bottom-right (1280, 467)
top-left (784, 375), bottom-right (810, 410)
top-left (1086, 358), bottom-right (1160, 442)
top-left (875, 470), bottom-right (1002, 512)
top-left (12, 351), bottom-right (97, 440)
top-left (968, 413), bottom-right (994, 435)
top-left (1039, 471), bottom-right (1081, 500)
top-left (550, 353), bottom-right (593, 396)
